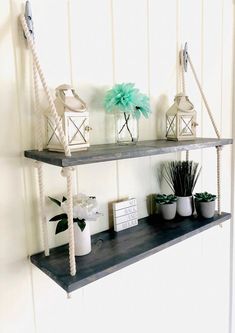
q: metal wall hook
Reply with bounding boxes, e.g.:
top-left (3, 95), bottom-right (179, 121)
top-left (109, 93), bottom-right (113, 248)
top-left (24, 1), bottom-right (34, 39)
top-left (182, 42), bottom-right (188, 72)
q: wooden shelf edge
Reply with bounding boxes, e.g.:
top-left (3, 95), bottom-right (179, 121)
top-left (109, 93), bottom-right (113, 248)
top-left (30, 212), bottom-right (231, 293)
top-left (24, 138), bottom-right (233, 167)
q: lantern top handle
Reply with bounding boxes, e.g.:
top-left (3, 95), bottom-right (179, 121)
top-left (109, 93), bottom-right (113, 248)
top-left (182, 42), bottom-right (188, 72)
top-left (24, 1), bottom-right (34, 39)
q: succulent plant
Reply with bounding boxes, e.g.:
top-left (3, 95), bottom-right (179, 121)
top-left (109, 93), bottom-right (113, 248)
top-left (194, 192), bottom-right (216, 202)
top-left (155, 194), bottom-right (177, 205)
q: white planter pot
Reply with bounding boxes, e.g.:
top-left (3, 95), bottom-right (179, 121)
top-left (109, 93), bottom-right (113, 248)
top-left (74, 221), bottom-right (91, 256)
top-left (176, 196), bottom-right (193, 217)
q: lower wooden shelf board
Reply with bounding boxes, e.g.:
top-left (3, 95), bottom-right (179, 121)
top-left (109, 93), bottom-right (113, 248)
top-left (30, 212), bottom-right (231, 293)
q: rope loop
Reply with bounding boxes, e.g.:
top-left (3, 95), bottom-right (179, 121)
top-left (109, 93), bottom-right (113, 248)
top-left (61, 167), bottom-right (74, 178)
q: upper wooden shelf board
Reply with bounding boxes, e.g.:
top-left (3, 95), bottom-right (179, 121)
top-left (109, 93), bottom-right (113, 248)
top-left (30, 212), bottom-right (231, 293)
top-left (24, 138), bottom-right (232, 167)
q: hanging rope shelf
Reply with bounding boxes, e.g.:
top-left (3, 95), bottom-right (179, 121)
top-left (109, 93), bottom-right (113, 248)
top-left (21, 2), bottom-right (232, 295)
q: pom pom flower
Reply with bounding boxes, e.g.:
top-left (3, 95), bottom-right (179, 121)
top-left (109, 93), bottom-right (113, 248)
top-left (104, 83), bottom-right (151, 120)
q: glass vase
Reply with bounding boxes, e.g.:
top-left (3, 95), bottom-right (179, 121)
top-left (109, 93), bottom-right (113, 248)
top-left (115, 112), bottom-right (139, 144)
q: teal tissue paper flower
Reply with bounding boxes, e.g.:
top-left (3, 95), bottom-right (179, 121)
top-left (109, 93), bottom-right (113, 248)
top-left (135, 93), bottom-right (151, 119)
top-left (104, 83), bottom-right (151, 119)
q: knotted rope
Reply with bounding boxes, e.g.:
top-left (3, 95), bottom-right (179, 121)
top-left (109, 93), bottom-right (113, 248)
top-left (21, 14), bottom-right (77, 273)
top-left (61, 167), bottom-right (76, 276)
top-left (35, 161), bottom-right (49, 256)
top-left (20, 14), bottom-right (71, 157)
top-left (32, 51), bottom-right (49, 255)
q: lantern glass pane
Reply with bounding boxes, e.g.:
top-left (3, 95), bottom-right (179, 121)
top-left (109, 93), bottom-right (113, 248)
top-left (68, 116), bottom-right (89, 144)
top-left (179, 115), bottom-right (193, 136)
top-left (166, 115), bottom-right (176, 136)
top-left (47, 116), bottom-right (62, 145)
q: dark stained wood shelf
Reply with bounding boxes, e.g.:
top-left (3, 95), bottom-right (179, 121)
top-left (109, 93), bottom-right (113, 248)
top-left (24, 138), bottom-right (232, 167)
top-left (30, 212), bottom-right (231, 293)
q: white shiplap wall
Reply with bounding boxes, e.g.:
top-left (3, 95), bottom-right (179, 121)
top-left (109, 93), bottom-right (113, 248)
top-left (0, 0), bottom-right (234, 332)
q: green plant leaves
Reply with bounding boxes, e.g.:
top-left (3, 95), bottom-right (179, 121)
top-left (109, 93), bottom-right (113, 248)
top-left (74, 218), bottom-right (86, 232)
top-left (55, 219), bottom-right (68, 234)
top-left (48, 195), bottom-right (86, 233)
top-left (48, 196), bottom-right (61, 207)
top-left (155, 194), bottom-right (177, 205)
top-left (194, 192), bottom-right (216, 202)
top-left (49, 213), bottom-right (67, 221)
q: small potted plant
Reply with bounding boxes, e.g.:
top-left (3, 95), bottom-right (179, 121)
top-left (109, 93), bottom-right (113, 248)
top-left (162, 160), bottom-right (201, 217)
top-left (49, 194), bottom-right (100, 256)
top-left (194, 192), bottom-right (216, 218)
top-left (104, 82), bottom-right (151, 144)
top-left (155, 194), bottom-right (177, 220)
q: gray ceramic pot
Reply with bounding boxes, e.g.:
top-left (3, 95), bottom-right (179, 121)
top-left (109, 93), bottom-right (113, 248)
top-left (159, 202), bottom-right (177, 220)
top-left (195, 200), bottom-right (216, 218)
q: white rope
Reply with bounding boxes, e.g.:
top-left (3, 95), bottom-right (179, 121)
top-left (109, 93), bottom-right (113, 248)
top-left (35, 162), bottom-right (49, 256)
top-left (180, 50), bottom-right (186, 95)
top-left (61, 167), bottom-right (76, 276)
top-left (32, 44), bottom-right (50, 253)
top-left (186, 52), bottom-right (222, 215)
top-left (216, 146), bottom-right (222, 215)
top-left (188, 55), bottom-right (221, 139)
top-left (20, 14), bottom-right (71, 157)
top-left (181, 50), bottom-right (189, 162)
top-left (33, 62), bottom-right (44, 151)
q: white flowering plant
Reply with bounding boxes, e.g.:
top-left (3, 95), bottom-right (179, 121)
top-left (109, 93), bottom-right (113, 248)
top-left (49, 194), bottom-right (100, 234)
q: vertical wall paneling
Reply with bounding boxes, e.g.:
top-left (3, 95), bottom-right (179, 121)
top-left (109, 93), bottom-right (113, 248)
top-left (201, 0), bottom-right (223, 194)
top-left (0, 0), bottom-right (234, 332)
top-left (70, 0), bottom-right (114, 145)
top-left (117, 157), bottom-right (152, 219)
top-left (148, 0), bottom-right (178, 198)
top-left (75, 161), bottom-right (118, 234)
top-left (221, 0), bottom-right (233, 212)
top-left (0, 0), bottom-right (35, 332)
top-left (230, 2), bottom-right (235, 333)
top-left (112, 0), bottom-right (150, 140)
top-left (148, 0), bottom-right (178, 140)
top-left (30, 0), bottom-right (71, 86)
top-left (201, 223), bottom-right (230, 333)
top-left (32, 268), bottom-right (86, 333)
top-left (180, 0), bottom-right (203, 193)
top-left (112, 0), bottom-right (151, 219)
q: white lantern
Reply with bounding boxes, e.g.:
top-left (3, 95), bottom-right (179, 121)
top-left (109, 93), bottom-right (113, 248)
top-left (46, 85), bottom-right (91, 152)
top-left (166, 93), bottom-right (197, 141)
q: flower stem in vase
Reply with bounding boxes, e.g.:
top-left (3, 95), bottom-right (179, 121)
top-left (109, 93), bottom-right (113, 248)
top-left (118, 112), bottom-right (134, 142)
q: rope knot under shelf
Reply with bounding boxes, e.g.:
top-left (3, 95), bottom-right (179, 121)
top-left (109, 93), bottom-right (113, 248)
top-left (61, 167), bottom-right (75, 178)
